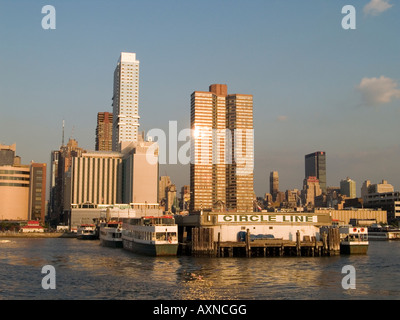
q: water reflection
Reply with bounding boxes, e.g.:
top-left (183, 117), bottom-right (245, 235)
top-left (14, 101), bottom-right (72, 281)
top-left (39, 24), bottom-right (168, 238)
top-left (0, 238), bottom-right (399, 299)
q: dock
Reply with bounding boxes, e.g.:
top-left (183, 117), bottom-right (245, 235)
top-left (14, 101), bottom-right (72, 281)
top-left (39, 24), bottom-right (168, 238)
top-left (180, 227), bottom-right (340, 257)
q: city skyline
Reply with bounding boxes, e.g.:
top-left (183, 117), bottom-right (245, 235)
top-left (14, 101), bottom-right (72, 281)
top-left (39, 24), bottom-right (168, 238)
top-left (1, 1), bottom-right (399, 198)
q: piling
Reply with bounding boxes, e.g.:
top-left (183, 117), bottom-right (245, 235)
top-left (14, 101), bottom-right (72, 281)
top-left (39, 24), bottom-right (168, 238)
top-left (191, 227), bottom-right (214, 256)
top-left (184, 226), bottom-right (341, 258)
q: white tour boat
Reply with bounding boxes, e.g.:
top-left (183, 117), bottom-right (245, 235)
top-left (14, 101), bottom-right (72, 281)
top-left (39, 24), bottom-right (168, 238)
top-left (99, 220), bottom-right (123, 248)
top-left (368, 224), bottom-right (400, 241)
top-left (77, 224), bottom-right (98, 240)
top-left (122, 215), bottom-right (178, 256)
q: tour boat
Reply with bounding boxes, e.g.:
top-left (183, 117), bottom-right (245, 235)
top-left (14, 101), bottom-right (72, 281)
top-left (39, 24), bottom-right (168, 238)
top-left (339, 226), bottom-right (368, 254)
top-left (367, 224), bottom-right (400, 241)
top-left (99, 220), bottom-right (123, 248)
top-left (77, 224), bottom-right (98, 240)
top-left (122, 215), bottom-right (178, 256)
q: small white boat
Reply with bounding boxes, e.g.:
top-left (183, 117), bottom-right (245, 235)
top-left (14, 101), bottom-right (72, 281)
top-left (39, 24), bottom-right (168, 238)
top-left (77, 224), bottom-right (98, 240)
top-left (339, 226), bottom-right (368, 254)
top-left (99, 220), bottom-right (123, 248)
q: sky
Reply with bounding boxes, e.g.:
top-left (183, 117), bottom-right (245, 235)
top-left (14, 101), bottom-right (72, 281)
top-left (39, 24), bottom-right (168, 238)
top-left (0, 0), bottom-right (399, 198)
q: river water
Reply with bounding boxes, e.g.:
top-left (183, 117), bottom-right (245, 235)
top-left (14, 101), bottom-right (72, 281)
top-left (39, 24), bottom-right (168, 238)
top-left (0, 238), bottom-right (399, 300)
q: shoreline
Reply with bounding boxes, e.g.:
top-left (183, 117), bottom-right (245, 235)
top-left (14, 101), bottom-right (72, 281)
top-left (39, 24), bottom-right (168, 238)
top-left (0, 232), bottom-right (77, 238)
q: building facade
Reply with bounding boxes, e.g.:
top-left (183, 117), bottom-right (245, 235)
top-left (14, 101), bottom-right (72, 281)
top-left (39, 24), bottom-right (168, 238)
top-left (301, 176), bottom-right (322, 207)
top-left (190, 84), bottom-right (254, 213)
top-left (0, 144), bottom-right (46, 222)
top-left (305, 151), bottom-right (326, 194)
top-left (69, 151), bottom-right (124, 206)
top-left (112, 52), bottom-right (140, 152)
top-left (0, 165), bottom-right (30, 220)
top-left (270, 171), bottom-right (279, 202)
top-left (49, 138), bottom-right (86, 225)
top-left (29, 163), bottom-right (47, 222)
top-left (96, 112), bottom-right (113, 151)
top-left (340, 177), bottom-right (356, 199)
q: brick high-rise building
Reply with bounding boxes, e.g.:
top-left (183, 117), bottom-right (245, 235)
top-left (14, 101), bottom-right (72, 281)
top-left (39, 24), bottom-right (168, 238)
top-left (96, 112), bottom-right (113, 151)
top-left (190, 84), bottom-right (254, 212)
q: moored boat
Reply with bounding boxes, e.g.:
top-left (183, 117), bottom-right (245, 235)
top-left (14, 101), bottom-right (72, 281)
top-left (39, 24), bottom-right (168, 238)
top-left (122, 215), bottom-right (178, 256)
top-left (368, 224), bottom-right (400, 241)
top-left (77, 224), bottom-right (98, 240)
top-left (99, 220), bottom-right (123, 248)
top-left (339, 226), bottom-right (368, 254)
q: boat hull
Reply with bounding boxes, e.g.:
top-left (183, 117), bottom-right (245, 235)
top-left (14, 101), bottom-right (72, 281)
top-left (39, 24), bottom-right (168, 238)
top-left (340, 243), bottom-right (368, 255)
top-left (77, 234), bottom-right (98, 240)
top-left (123, 239), bottom-right (178, 256)
top-left (100, 239), bottom-right (123, 248)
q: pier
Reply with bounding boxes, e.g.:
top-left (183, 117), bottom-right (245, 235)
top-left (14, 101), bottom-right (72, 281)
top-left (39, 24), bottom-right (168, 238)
top-left (180, 227), bottom-right (340, 257)
top-left (176, 211), bottom-right (340, 258)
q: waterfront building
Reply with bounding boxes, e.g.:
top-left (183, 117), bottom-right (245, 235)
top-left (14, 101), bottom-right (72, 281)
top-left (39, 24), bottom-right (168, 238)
top-left (69, 151), bottom-right (124, 206)
top-left (175, 211), bottom-right (333, 244)
top-left (121, 137), bottom-right (159, 205)
top-left (29, 162), bottom-right (47, 222)
top-left (305, 151), bottom-right (326, 194)
top-left (314, 208), bottom-right (387, 225)
top-left (49, 138), bottom-right (86, 225)
top-left (269, 171), bottom-right (279, 202)
top-left (340, 177), bottom-right (356, 199)
top-left (96, 112), bottom-right (113, 151)
top-left (69, 203), bottom-right (162, 232)
top-left (0, 144), bottom-right (46, 222)
top-left (112, 52), bottom-right (140, 152)
top-left (190, 84), bottom-right (254, 213)
top-left (0, 164), bottom-right (30, 220)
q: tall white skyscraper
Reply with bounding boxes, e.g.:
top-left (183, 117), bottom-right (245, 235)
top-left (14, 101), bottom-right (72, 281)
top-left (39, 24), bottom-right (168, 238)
top-left (112, 52), bottom-right (140, 152)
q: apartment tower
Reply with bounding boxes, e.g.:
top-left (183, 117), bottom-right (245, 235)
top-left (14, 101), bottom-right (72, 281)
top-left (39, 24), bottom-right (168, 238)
top-left (190, 84), bottom-right (254, 212)
top-left (112, 52), bottom-right (140, 152)
top-left (96, 112), bottom-right (113, 151)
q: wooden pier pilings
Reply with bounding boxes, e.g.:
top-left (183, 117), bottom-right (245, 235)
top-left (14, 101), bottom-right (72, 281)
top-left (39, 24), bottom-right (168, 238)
top-left (185, 227), bottom-right (340, 258)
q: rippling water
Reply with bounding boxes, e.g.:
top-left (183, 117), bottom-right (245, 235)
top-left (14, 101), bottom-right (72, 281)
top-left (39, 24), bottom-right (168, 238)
top-left (0, 238), bottom-right (399, 300)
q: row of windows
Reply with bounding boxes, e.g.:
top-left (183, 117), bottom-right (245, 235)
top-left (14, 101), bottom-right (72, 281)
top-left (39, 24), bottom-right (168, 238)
top-left (0, 170), bottom-right (29, 175)
top-left (0, 182), bottom-right (29, 187)
top-left (0, 176), bottom-right (30, 181)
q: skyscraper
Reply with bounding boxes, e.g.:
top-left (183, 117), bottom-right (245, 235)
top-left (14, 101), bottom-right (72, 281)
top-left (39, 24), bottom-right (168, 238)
top-left (96, 112), bottom-right (113, 151)
top-left (190, 84), bottom-right (254, 212)
top-left (29, 163), bottom-right (47, 222)
top-left (340, 177), bottom-right (356, 198)
top-left (112, 52), bottom-right (140, 152)
top-left (270, 171), bottom-right (279, 201)
top-left (305, 151), bottom-right (326, 194)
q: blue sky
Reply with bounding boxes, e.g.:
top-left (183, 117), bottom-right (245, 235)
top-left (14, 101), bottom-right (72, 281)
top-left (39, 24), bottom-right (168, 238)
top-left (1, 0), bottom-right (399, 197)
